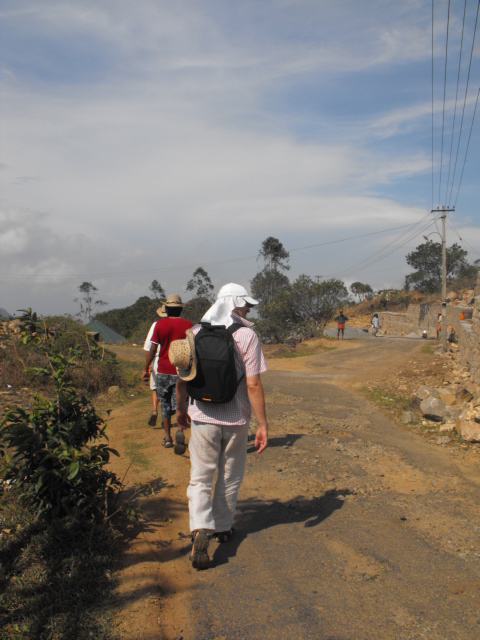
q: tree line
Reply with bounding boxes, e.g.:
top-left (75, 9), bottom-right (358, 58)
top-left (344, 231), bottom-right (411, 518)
top-left (82, 236), bottom-right (477, 343)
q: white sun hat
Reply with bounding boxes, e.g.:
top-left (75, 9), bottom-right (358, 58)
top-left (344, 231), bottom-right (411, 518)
top-left (201, 283), bottom-right (258, 327)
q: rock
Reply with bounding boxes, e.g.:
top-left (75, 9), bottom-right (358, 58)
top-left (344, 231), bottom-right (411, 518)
top-left (443, 406), bottom-right (463, 422)
top-left (436, 436), bottom-right (450, 445)
top-left (402, 411), bottom-right (416, 424)
top-left (108, 385), bottom-right (120, 395)
top-left (420, 396), bottom-right (446, 422)
top-left (439, 423), bottom-right (455, 432)
top-left (455, 419), bottom-right (480, 442)
top-left (447, 291), bottom-right (458, 301)
top-left (415, 385), bottom-right (433, 401)
top-left (436, 389), bottom-right (457, 405)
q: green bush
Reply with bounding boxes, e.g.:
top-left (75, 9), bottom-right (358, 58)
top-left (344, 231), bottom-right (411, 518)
top-left (0, 352), bottom-right (121, 521)
top-left (0, 311), bottom-right (122, 522)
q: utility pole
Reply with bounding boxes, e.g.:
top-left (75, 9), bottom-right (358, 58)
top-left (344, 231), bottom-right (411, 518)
top-left (431, 206), bottom-right (454, 352)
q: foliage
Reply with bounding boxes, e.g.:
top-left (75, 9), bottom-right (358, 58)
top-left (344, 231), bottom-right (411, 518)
top-left (350, 281), bottom-right (373, 301)
top-left (0, 312), bottom-right (120, 397)
top-left (0, 489), bottom-right (120, 639)
top-left (149, 279), bottom-right (165, 299)
top-left (95, 296), bottom-right (160, 339)
top-left (183, 296), bottom-right (212, 325)
top-left (0, 310), bottom-right (122, 521)
top-left (254, 275), bottom-right (349, 342)
top-left (257, 236), bottom-right (290, 272)
top-left (251, 269), bottom-right (290, 308)
top-left (251, 237), bottom-right (291, 308)
top-left (186, 267), bottom-right (215, 302)
top-left (74, 282), bottom-right (108, 323)
top-left (404, 241), bottom-right (471, 293)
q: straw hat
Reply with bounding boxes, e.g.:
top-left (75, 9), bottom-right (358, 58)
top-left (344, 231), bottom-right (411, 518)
top-left (156, 304), bottom-right (167, 317)
top-left (165, 293), bottom-right (185, 307)
top-left (168, 329), bottom-right (197, 381)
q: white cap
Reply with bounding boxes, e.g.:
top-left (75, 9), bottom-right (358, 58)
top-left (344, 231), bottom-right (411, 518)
top-left (217, 283), bottom-right (258, 306)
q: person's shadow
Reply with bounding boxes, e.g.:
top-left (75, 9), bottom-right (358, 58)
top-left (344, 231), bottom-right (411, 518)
top-left (211, 489), bottom-right (349, 567)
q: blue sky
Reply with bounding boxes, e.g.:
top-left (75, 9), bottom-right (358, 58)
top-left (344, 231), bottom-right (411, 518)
top-left (1, 0), bottom-right (479, 316)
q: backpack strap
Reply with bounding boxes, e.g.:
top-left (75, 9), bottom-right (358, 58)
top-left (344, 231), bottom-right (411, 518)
top-left (228, 322), bottom-right (245, 384)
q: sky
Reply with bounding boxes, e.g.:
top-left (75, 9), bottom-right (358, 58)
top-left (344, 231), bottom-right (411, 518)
top-left (1, 0), bottom-right (479, 317)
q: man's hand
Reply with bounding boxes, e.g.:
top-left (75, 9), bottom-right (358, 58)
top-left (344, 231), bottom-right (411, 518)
top-left (176, 408), bottom-right (189, 429)
top-left (255, 424), bottom-right (268, 454)
top-left (142, 369), bottom-right (150, 382)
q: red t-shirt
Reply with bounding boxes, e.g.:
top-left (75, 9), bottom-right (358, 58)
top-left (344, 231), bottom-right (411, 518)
top-left (150, 316), bottom-right (193, 375)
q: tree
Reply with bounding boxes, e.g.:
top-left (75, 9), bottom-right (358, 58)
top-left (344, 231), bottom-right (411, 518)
top-left (149, 279), bottom-right (165, 299)
top-left (251, 269), bottom-right (290, 307)
top-left (258, 236), bottom-right (290, 272)
top-left (350, 281), bottom-right (373, 302)
top-left (289, 275), bottom-right (349, 329)
top-left (251, 237), bottom-right (290, 306)
top-left (186, 267), bottom-right (215, 302)
top-left (405, 241), bottom-right (470, 293)
top-left (74, 282), bottom-right (107, 323)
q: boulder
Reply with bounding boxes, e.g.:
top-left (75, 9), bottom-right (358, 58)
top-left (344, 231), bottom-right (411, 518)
top-left (443, 406), bottom-right (463, 422)
top-left (420, 396), bottom-right (446, 422)
top-left (455, 419), bottom-right (480, 442)
top-left (435, 389), bottom-right (457, 406)
top-left (402, 411), bottom-right (416, 424)
top-left (108, 385), bottom-right (120, 395)
top-left (414, 385), bottom-right (433, 401)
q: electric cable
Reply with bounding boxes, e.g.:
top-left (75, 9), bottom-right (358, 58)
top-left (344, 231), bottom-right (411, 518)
top-left (0, 220), bottom-right (434, 281)
top-left (447, 0), bottom-right (480, 206)
top-left (438, 0), bottom-right (452, 204)
top-left (444, 0), bottom-right (468, 205)
top-left (453, 85), bottom-right (480, 207)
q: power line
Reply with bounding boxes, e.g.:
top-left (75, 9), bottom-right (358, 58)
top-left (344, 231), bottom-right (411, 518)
top-left (438, 0), bottom-right (452, 204)
top-left (444, 0), bottom-right (468, 205)
top-left (0, 220), bottom-right (436, 282)
top-left (447, 0), bottom-right (480, 206)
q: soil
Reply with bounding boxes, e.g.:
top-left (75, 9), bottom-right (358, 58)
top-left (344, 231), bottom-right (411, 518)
top-left (105, 335), bottom-right (480, 640)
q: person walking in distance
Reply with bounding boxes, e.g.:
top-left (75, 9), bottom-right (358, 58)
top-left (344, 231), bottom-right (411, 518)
top-left (142, 294), bottom-right (192, 448)
top-left (371, 313), bottom-right (379, 337)
top-left (172, 283), bottom-right (268, 570)
top-left (144, 304), bottom-right (167, 426)
top-left (335, 309), bottom-right (348, 339)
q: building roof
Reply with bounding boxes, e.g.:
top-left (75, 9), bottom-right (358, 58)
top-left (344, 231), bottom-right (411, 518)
top-left (86, 320), bottom-right (126, 344)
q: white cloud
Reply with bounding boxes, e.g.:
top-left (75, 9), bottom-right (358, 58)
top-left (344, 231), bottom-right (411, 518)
top-left (0, 0), bottom-right (478, 316)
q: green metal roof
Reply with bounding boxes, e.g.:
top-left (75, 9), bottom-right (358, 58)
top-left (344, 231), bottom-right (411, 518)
top-left (86, 320), bottom-right (126, 344)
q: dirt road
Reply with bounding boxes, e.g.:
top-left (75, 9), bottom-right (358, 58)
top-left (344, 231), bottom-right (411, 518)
top-left (107, 337), bottom-right (480, 640)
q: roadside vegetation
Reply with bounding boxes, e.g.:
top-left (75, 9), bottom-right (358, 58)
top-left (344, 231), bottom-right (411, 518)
top-left (0, 310), bottom-right (132, 639)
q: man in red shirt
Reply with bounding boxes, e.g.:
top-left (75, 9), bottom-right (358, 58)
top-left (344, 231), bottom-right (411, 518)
top-left (142, 294), bottom-right (192, 448)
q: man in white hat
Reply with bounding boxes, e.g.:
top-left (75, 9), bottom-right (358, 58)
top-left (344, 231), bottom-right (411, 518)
top-left (142, 294), bottom-right (193, 448)
top-left (174, 283), bottom-right (268, 570)
top-left (143, 304), bottom-right (167, 426)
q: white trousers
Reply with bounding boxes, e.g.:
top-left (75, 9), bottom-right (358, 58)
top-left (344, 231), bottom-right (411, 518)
top-left (187, 420), bottom-right (249, 533)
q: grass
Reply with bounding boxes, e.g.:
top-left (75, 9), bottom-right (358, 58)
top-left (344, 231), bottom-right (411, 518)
top-left (0, 488), bottom-right (122, 640)
top-left (362, 386), bottom-right (416, 422)
top-left (421, 340), bottom-right (438, 355)
top-left (124, 442), bottom-right (150, 469)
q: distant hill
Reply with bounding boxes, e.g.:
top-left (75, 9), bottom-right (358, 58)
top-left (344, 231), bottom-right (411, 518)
top-left (95, 296), bottom-right (162, 339)
top-left (0, 308), bottom-right (12, 319)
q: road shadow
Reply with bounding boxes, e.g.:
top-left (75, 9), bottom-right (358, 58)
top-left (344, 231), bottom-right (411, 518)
top-left (247, 433), bottom-right (304, 453)
top-left (212, 489), bottom-right (349, 567)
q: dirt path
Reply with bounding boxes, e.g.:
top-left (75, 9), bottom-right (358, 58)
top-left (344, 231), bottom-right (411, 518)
top-left (106, 338), bottom-right (480, 640)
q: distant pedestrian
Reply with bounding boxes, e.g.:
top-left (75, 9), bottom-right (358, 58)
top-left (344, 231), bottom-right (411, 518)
top-left (335, 310), bottom-right (348, 339)
top-left (143, 304), bottom-right (167, 426)
top-left (436, 312), bottom-right (442, 339)
top-left (142, 294), bottom-right (193, 448)
top-left (371, 313), bottom-right (379, 337)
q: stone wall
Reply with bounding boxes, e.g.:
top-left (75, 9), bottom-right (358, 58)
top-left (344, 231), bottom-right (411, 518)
top-left (378, 303), bottom-right (472, 339)
top-left (376, 271), bottom-right (480, 386)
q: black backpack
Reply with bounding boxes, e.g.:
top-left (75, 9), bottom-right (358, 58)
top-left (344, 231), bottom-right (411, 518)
top-left (186, 322), bottom-right (245, 404)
